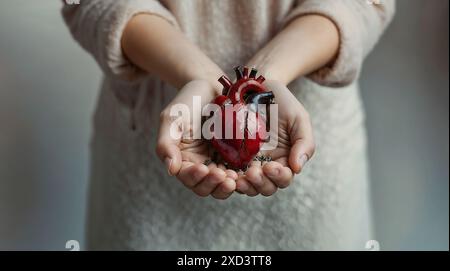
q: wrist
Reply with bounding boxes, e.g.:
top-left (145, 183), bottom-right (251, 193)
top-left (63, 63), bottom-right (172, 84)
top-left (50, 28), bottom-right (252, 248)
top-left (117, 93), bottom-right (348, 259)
top-left (183, 68), bottom-right (224, 96)
top-left (245, 65), bottom-right (292, 86)
top-left (246, 58), bottom-right (303, 86)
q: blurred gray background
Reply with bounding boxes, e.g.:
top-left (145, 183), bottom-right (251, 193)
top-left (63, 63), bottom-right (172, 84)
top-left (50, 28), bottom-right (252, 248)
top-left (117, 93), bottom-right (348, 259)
top-left (0, 0), bottom-right (448, 250)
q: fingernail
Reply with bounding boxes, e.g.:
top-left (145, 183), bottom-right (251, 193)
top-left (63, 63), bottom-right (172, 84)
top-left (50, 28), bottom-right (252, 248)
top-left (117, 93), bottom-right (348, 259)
top-left (165, 157), bottom-right (173, 176)
top-left (299, 154), bottom-right (309, 169)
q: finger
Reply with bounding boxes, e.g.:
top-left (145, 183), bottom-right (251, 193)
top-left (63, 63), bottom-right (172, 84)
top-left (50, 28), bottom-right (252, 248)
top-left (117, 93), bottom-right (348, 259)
top-left (225, 169), bottom-right (238, 180)
top-left (207, 162), bottom-right (218, 170)
top-left (258, 177), bottom-right (278, 197)
top-left (192, 167), bottom-right (227, 197)
top-left (245, 165), bottom-right (277, 196)
top-left (156, 113), bottom-right (183, 176)
top-left (218, 163), bottom-right (238, 179)
top-left (177, 162), bottom-right (209, 188)
top-left (263, 161), bottom-right (293, 189)
top-left (211, 177), bottom-right (236, 200)
top-left (236, 175), bottom-right (259, 197)
top-left (288, 115), bottom-right (315, 174)
top-left (245, 165), bottom-right (264, 188)
top-left (273, 156), bottom-right (289, 167)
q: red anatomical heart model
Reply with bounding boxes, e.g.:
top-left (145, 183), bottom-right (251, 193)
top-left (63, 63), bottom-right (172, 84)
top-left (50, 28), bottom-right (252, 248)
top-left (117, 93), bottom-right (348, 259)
top-left (209, 66), bottom-right (275, 170)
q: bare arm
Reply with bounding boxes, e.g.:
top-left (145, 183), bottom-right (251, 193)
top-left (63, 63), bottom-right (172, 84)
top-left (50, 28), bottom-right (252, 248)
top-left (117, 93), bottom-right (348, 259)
top-left (122, 14), bottom-right (237, 199)
top-left (121, 14), bottom-right (223, 93)
top-left (247, 15), bottom-right (339, 85)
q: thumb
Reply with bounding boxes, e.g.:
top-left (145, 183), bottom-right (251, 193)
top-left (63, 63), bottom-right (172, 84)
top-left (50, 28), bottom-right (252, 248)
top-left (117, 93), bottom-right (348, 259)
top-left (156, 141), bottom-right (182, 176)
top-left (288, 117), bottom-right (315, 174)
top-left (289, 139), bottom-right (315, 174)
top-left (156, 112), bottom-right (183, 176)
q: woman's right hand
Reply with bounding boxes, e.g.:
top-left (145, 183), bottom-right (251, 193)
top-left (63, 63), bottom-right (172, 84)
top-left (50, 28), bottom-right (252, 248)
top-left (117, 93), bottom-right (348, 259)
top-left (156, 80), bottom-right (238, 200)
top-left (122, 14), bottom-right (245, 199)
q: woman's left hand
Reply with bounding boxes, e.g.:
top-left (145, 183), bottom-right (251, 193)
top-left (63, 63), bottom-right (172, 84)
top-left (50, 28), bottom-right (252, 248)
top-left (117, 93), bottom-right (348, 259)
top-left (236, 80), bottom-right (316, 196)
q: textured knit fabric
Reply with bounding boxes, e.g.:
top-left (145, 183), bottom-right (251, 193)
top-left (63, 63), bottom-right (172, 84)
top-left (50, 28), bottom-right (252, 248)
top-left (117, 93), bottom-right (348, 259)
top-left (62, 0), bottom-right (395, 250)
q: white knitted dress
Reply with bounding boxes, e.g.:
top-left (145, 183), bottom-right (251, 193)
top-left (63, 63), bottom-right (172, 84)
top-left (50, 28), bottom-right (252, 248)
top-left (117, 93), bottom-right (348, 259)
top-left (62, 0), bottom-right (395, 250)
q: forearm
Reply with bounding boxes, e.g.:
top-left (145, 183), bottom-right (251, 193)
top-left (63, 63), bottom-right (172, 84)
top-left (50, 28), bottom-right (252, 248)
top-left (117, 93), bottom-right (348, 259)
top-left (247, 15), bottom-right (339, 85)
top-left (122, 14), bottom-right (223, 93)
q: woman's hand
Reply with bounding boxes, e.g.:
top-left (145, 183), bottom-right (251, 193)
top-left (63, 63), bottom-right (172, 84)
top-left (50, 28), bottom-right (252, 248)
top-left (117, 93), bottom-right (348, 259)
top-left (156, 80), bottom-right (238, 200)
top-left (123, 14), bottom-right (239, 199)
top-left (236, 80), bottom-right (315, 196)
top-left (235, 14), bottom-right (338, 196)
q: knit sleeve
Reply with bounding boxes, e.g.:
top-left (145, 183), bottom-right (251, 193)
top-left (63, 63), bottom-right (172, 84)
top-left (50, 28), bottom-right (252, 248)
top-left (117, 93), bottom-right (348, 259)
top-left (61, 0), bottom-right (179, 81)
top-left (284, 0), bottom-right (396, 87)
